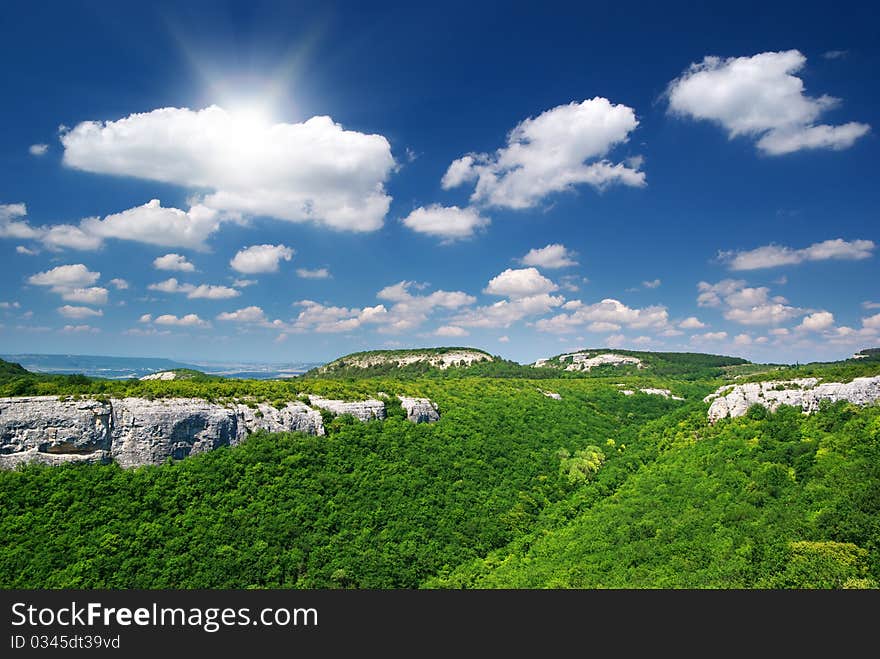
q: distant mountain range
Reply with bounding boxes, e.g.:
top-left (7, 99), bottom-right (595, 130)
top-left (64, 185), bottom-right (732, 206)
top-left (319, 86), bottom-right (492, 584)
top-left (0, 354), bottom-right (323, 380)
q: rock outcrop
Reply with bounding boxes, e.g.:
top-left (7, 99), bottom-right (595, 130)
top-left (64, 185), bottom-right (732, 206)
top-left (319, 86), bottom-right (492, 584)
top-left (705, 376), bottom-right (880, 422)
top-left (539, 389), bottom-right (562, 400)
top-left (140, 371), bottom-right (178, 381)
top-left (397, 396), bottom-right (440, 422)
top-left (620, 387), bottom-right (684, 400)
top-left (308, 396), bottom-right (387, 422)
top-left (535, 352), bottom-right (643, 372)
top-left (0, 391), bottom-right (442, 468)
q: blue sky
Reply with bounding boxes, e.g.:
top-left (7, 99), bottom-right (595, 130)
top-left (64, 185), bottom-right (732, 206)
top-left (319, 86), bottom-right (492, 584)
top-left (1, 0), bottom-right (877, 365)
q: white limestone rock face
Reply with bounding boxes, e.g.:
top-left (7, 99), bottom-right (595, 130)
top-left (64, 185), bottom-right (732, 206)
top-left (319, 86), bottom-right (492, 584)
top-left (308, 396), bottom-right (387, 422)
top-left (110, 398), bottom-right (244, 468)
top-left (706, 376), bottom-right (880, 422)
top-left (140, 371), bottom-right (178, 381)
top-left (0, 396), bottom-right (112, 468)
top-left (618, 387), bottom-right (684, 400)
top-left (397, 396), bottom-right (440, 422)
top-left (234, 402), bottom-right (325, 436)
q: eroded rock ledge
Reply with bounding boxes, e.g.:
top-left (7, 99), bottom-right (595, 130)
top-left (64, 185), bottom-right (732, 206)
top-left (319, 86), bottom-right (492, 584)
top-left (0, 393), bottom-right (439, 469)
top-left (705, 376), bottom-right (880, 422)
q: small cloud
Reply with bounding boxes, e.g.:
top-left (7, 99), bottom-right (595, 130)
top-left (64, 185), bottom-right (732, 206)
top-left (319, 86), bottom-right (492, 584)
top-left (679, 316), bottom-right (706, 329)
top-left (230, 244), bottom-right (294, 274)
top-left (823, 49), bottom-right (848, 60)
top-left (862, 301), bottom-right (880, 310)
top-left (498, 335), bottom-right (510, 343)
top-left (233, 278), bottom-right (257, 288)
top-left (61, 324), bottom-right (100, 333)
top-left (16, 246), bottom-right (39, 255)
top-left (296, 267), bottom-right (331, 279)
top-left (58, 305), bottom-right (102, 319)
top-left (109, 278), bottom-right (129, 290)
top-left (153, 253), bottom-right (196, 272)
top-left (29, 144), bottom-right (49, 156)
top-left (642, 279), bottom-right (661, 289)
top-left (519, 244), bottom-right (578, 269)
top-left (435, 325), bottom-right (469, 337)
top-left (719, 238), bottom-right (874, 270)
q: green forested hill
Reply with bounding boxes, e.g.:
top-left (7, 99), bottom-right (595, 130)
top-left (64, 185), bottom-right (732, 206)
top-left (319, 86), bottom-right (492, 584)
top-left (0, 353), bottom-right (878, 589)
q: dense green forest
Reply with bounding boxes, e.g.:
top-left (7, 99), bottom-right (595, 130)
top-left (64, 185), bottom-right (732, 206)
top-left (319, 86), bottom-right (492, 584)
top-left (1, 350), bottom-right (878, 589)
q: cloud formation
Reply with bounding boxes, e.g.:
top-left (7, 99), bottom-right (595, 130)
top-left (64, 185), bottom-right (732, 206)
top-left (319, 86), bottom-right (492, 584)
top-left (720, 238), bottom-right (874, 270)
top-left (519, 244), bottom-right (578, 269)
top-left (153, 253), bottom-right (196, 272)
top-left (442, 97), bottom-right (645, 209)
top-left (401, 205), bottom-right (490, 240)
top-left (484, 268), bottom-right (558, 299)
top-left (148, 278), bottom-right (240, 300)
top-left (230, 244), bottom-right (293, 274)
top-left (667, 50), bottom-right (870, 155)
top-left (61, 105), bottom-right (395, 231)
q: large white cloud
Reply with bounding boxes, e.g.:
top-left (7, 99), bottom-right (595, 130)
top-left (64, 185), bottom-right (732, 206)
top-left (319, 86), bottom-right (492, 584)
top-left (484, 267), bottom-right (558, 299)
top-left (667, 50), bottom-right (870, 155)
top-left (230, 244), bottom-right (294, 274)
top-left (519, 243), bottom-right (578, 269)
top-left (400, 205), bottom-right (490, 240)
top-left (720, 238), bottom-right (875, 270)
top-left (28, 264), bottom-right (100, 288)
top-left (442, 97), bottom-right (645, 209)
top-left (61, 105), bottom-right (395, 231)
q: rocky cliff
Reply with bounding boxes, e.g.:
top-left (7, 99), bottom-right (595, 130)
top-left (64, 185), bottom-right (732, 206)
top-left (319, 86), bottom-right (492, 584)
top-left (705, 376), bottom-right (880, 422)
top-left (1, 393), bottom-right (437, 469)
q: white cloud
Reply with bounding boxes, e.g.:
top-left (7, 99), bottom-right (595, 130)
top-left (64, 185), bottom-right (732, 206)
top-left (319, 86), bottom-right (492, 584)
top-left (0, 301), bottom-right (20, 309)
top-left (296, 267), bottom-right (331, 279)
top-left (148, 278), bottom-right (240, 300)
top-left (520, 243), bottom-right (578, 269)
top-left (697, 279), bottom-right (747, 307)
top-left (0, 203), bottom-right (40, 239)
top-left (372, 281), bottom-right (476, 334)
top-left (60, 287), bottom-right (109, 306)
top-left (154, 253), bottom-right (196, 272)
top-left (124, 327), bottom-right (170, 337)
top-left (61, 105), bottom-right (395, 232)
top-left (725, 304), bottom-right (802, 326)
top-left (733, 333), bottom-right (753, 346)
top-left (61, 324), bottom-right (99, 333)
top-left (720, 238), bottom-right (875, 270)
top-left (139, 314), bottom-right (152, 323)
top-left (443, 97), bottom-right (645, 208)
top-left (642, 279), bottom-right (662, 289)
top-left (153, 313), bottom-right (210, 328)
top-left (484, 267), bottom-right (558, 299)
top-left (81, 200), bottom-right (221, 250)
top-left (692, 331), bottom-right (728, 342)
top-left (42, 224), bottom-right (103, 250)
top-left (291, 300), bottom-right (389, 334)
top-left (217, 306), bottom-right (269, 324)
top-left (534, 298), bottom-right (669, 334)
top-left (588, 321), bottom-right (621, 333)
top-left (863, 313), bottom-right (880, 330)
top-left (862, 301), bottom-right (880, 310)
top-left (230, 244), bottom-right (293, 274)
top-left (401, 204), bottom-right (490, 240)
top-left (28, 264), bottom-right (100, 288)
top-left (679, 316), bottom-right (706, 329)
top-left (233, 278), bottom-right (257, 288)
top-left (498, 335), bottom-right (510, 343)
top-left (29, 144), bottom-right (49, 156)
top-left (58, 305), bottom-right (102, 319)
top-left (823, 50), bottom-right (848, 60)
top-left (770, 328), bottom-right (790, 336)
top-left (435, 325), bottom-right (469, 337)
top-left (697, 278), bottom-right (804, 326)
top-left (797, 311), bottom-right (835, 332)
top-left (667, 50), bottom-right (870, 155)
top-left (454, 294), bottom-right (564, 329)
top-left (109, 278), bottom-right (129, 290)
top-left (16, 246), bottom-right (38, 255)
